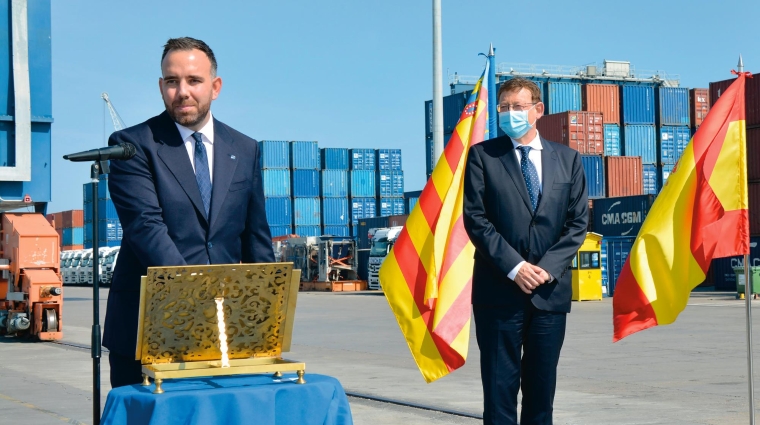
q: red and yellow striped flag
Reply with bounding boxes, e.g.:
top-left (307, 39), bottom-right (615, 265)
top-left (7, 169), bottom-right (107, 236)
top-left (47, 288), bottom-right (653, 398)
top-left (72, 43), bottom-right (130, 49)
top-left (613, 72), bottom-right (751, 341)
top-left (379, 63), bottom-right (489, 382)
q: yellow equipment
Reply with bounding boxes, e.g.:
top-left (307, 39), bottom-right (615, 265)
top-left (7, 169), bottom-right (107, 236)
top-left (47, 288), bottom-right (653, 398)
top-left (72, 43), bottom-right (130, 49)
top-left (571, 232), bottom-right (603, 301)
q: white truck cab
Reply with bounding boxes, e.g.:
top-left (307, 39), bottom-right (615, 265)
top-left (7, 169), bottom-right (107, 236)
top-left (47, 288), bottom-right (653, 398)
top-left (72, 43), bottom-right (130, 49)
top-left (367, 226), bottom-right (404, 290)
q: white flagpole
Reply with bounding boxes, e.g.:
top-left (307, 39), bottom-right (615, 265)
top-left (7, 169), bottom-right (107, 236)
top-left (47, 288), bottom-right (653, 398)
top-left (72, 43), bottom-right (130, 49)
top-left (432, 0), bottom-right (444, 167)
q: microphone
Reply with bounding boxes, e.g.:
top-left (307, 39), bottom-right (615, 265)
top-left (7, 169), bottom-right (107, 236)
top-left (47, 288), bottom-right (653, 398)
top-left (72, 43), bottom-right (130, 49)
top-left (63, 143), bottom-right (137, 162)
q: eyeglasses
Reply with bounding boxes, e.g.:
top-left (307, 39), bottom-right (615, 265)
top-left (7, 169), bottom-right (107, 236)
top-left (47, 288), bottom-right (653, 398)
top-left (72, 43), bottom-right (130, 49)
top-left (497, 103), bottom-right (537, 113)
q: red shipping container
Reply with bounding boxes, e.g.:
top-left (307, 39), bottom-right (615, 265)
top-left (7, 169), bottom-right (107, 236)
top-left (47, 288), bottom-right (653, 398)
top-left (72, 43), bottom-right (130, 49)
top-left (582, 84), bottom-right (620, 124)
top-left (62, 209), bottom-right (84, 228)
top-left (54, 212), bottom-right (64, 230)
top-left (751, 183), bottom-right (760, 236)
top-left (710, 74), bottom-right (760, 127)
top-left (62, 245), bottom-right (84, 251)
top-left (605, 156), bottom-right (643, 198)
top-left (388, 215), bottom-right (408, 228)
top-left (689, 88), bottom-right (709, 128)
top-left (749, 128), bottom-right (760, 182)
top-left (536, 111), bottom-right (604, 155)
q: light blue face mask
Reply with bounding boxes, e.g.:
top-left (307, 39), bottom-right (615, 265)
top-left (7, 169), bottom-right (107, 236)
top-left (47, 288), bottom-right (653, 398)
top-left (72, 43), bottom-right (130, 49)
top-left (498, 106), bottom-right (537, 139)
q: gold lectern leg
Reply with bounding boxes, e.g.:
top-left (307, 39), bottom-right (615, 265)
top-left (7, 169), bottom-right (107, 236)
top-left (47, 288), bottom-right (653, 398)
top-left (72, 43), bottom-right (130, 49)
top-left (142, 374), bottom-right (150, 386)
top-left (296, 370), bottom-right (306, 384)
top-left (273, 371), bottom-right (283, 378)
top-left (153, 378), bottom-right (164, 394)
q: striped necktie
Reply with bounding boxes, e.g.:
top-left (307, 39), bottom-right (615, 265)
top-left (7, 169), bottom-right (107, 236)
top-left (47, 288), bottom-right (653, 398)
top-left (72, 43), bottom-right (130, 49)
top-left (192, 132), bottom-right (212, 218)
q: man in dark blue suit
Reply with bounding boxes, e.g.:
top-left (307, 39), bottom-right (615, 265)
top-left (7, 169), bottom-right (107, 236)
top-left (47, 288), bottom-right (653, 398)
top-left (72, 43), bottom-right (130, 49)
top-left (463, 78), bottom-right (588, 425)
top-left (103, 37), bottom-right (274, 387)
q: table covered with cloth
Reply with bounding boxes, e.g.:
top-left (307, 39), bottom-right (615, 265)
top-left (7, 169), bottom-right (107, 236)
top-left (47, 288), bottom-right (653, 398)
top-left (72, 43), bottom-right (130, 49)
top-left (100, 373), bottom-right (353, 425)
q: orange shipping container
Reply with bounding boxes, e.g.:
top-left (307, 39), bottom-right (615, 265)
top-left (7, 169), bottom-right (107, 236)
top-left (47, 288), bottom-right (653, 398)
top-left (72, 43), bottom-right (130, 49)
top-left (62, 245), bottom-right (84, 251)
top-left (388, 215), bottom-right (408, 228)
top-left (582, 84), bottom-right (620, 124)
top-left (749, 128), bottom-right (760, 182)
top-left (536, 111), bottom-right (604, 155)
top-left (54, 212), bottom-right (64, 230)
top-left (689, 88), bottom-right (709, 128)
top-left (62, 209), bottom-right (84, 228)
top-left (605, 156), bottom-right (643, 198)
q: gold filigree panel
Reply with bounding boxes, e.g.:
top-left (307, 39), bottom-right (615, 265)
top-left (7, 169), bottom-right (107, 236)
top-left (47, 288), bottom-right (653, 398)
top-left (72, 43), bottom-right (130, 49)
top-left (136, 263), bottom-right (296, 365)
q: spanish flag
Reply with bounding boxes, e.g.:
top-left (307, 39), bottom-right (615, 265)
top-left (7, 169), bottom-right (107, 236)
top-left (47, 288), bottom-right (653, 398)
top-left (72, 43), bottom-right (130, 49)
top-left (379, 62), bottom-right (489, 382)
top-left (613, 72), bottom-right (751, 341)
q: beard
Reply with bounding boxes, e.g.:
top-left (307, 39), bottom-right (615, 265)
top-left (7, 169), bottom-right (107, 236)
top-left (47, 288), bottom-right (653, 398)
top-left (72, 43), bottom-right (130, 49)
top-left (165, 98), bottom-right (211, 129)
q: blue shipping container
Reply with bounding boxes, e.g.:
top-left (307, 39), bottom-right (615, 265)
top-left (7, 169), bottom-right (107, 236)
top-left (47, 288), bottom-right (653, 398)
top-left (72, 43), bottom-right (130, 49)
top-left (602, 237), bottom-right (635, 296)
top-left (84, 177), bottom-right (110, 203)
top-left (643, 164), bottom-right (658, 195)
top-left (621, 85), bottom-right (655, 125)
top-left (320, 148), bottom-right (349, 170)
top-left (290, 141), bottom-right (320, 169)
top-left (659, 126), bottom-right (691, 165)
top-left (376, 149), bottom-right (402, 170)
top-left (84, 219), bottom-right (122, 243)
top-left (623, 125), bottom-right (657, 164)
top-left (355, 216), bottom-right (390, 249)
top-left (259, 141), bottom-right (290, 169)
top-left (323, 225), bottom-right (351, 237)
top-left (262, 169), bottom-right (291, 197)
top-left (322, 197), bottom-right (349, 225)
top-left (321, 170), bottom-right (348, 197)
top-left (581, 155), bottom-right (605, 199)
top-left (83, 199), bottom-right (118, 222)
top-left (377, 170), bottom-right (404, 198)
top-left (592, 195), bottom-right (655, 238)
top-left (603, 124), bottom-right (621, 156)
top-left (349, 149), bottom-right (376, 170)
top-left (62, 227), bottom-right (84, 246)
top-left (269, 225), bottom-right (292, 238)
top-left (711, 237), bottom-right (760, 290)
top-left (350, 170), bottom-right (376, 198)
top-left (425, 92), bottom-right (470, 138)
top-left (295, 225), bottom-right (321, 237)
top-left (351, 197), bottom-right (377, 224)
top-left (546, 82), bottom-right (582, 114)
top-left (265, 197), bottom-right (292, 226)
top-left (292, 169), bottom-right (320, 198)
top-left (657, 87), bottom-right (690, 126)
top-left (293, 198), bottom-right (320, 226)
top-left (84, 240), bottom-right (120, 249)
top-left (407, 197), bottom-right (419, 214)
top-left (378, 198), bottom-right (405, 216)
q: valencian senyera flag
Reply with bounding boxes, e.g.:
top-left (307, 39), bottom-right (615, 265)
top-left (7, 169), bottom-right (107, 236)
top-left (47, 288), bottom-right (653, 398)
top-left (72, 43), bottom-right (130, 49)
top-left (613, 71), bottom-right (752, 342)
top-left (379, 61), bottom-right (489, 383)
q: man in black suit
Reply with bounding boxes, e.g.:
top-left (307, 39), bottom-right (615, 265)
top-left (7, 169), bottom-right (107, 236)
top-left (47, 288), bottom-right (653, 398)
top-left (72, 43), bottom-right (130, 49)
top-left (103, 37), bottom-right (274, 387)
top-left (463, 78), bottom-right (588, 425)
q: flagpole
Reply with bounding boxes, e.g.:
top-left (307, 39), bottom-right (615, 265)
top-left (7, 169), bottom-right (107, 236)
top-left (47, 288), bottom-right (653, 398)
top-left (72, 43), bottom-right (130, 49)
top-left (432, 0), bottom-right (444, 166)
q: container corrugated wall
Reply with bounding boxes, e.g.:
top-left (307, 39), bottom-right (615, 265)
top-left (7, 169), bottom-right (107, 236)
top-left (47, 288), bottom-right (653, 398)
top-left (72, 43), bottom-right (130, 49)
top-left (581, 155), bottom-right (605, 199)
top-left (378, 198), bottom-right (405, 216)
top-left (290, 141), bottom-right (320, 169)
top-left (605, 156), bottom-right (643, 198)
top-left (710, 238), bottom-right (760, 290)
top-left (265, 197), bottom-right (292, 226)
top-left (377, 170), bottom-right (404, 198)
top-left (623, 125), bottom-right (656, 164)
top-left (583, 84), bottom-right (620, 124)
top-left (689, 88), bottom-right (709, 128)
top-left (323, 225), bottom-right (351, 237)
top-left (642, 164), bottom-right (658, 195)
top-left (621, 85), bottom-right (655, 124)
top-left (322, 198), bottom-right (349, 225)
top-left (259, 141), bottom-right (290, 169)
top-left (292, 170), bottom-right (320, 198)
top-left (351, 197), bottom-right (377, 225)
top-left (350, 170), bottom-right (376, 197)
top-left (537, 111), bottom-right (604, 154)
top-left (603, 124), bottom-right (621, 156)
top-left (269, 225), bottom-right (292, 238)
top-left (62, 210), bottom-right (84, 228)
top-left (321, 170), bottom-right (348, 197)
top-left (749, 128), bottom-right (760, 181)
top-left (546, 82), bottom-right (582, 114)
top-left (84, 219), bottom-right (123, 245)
top-left (751, 183), bottom-right (760, 235)
top-left (657, 87), bottom-right (690, 126)
top-left (658, 126), bottom-right (691, 165)
top-left (262, 169), bottom-right (291, 197)
top-left (376, 149), bottom-right (402, 170)
top-left (349, 149), bottom-right (376, 170)
top-left (320, 148), bottom-right (349, 169)
top-left (83, 179), bottom-right (110, 203)
top-left (83, 199), bottom-right (118, 222)
top-left (602, 237), bottom-right (636, 295)
top-left (293, 198), bottom-right (320, 226)
top-left (295, 225), bottom-right (321, 237)
top-left (62, 227), bottom-right (84, 246)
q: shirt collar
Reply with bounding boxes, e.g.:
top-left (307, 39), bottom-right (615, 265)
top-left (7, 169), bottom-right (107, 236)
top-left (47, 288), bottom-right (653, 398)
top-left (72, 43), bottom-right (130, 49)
top-left (175, 112), bottom-right (215, 144)
top-left (510, 130), bottom-right (542, 151)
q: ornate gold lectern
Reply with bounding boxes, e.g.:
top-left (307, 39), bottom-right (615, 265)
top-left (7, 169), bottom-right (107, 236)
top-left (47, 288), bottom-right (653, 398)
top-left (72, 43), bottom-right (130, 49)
top-left (134, 263), bottom-right (304, 394)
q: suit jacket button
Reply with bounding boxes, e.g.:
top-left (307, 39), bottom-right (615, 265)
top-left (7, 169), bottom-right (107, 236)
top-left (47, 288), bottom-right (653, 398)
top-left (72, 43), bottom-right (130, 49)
top-left (530, 221), bottom-right (536, 227)
top-left (207, 242), bottom-right (213, 249)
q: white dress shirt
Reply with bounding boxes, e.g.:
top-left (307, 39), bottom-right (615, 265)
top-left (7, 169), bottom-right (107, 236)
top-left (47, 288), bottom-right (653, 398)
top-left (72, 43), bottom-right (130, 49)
top-left (507, 131), bottom-right (551, 282)
top-left (175, 112), bottom-right (215, 183)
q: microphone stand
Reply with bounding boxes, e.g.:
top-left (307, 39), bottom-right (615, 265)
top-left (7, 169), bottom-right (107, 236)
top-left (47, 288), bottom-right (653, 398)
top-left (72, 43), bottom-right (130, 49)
top-left (89, 159), bottom-right (108, 425)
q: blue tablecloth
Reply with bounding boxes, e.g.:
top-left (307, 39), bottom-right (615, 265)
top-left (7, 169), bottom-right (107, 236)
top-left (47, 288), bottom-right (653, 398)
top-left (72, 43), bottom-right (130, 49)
top-left (101, 373), bottom-right (353, 425)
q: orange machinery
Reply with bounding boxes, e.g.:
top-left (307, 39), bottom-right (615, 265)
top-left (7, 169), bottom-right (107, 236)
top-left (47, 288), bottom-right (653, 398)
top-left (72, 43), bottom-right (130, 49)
top-left (0, 213), bottom-right (63, 340)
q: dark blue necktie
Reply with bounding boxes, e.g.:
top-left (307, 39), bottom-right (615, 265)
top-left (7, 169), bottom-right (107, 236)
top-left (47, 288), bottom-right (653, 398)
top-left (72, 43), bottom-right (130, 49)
top-left (517, 145), bottom-right (540, 212)
top-left (192, 132), bottom-right (212, 218)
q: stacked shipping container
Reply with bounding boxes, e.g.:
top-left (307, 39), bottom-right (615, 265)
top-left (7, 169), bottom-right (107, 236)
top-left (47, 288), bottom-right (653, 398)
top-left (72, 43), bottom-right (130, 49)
top-left (48, 209), bottom-right (84, 250)
top-left (260, 140), bottom-right (293, 237)
top-left (83, 177), bottom-right (121, 248)
top-left (321, 147), bottom-right (350, 237)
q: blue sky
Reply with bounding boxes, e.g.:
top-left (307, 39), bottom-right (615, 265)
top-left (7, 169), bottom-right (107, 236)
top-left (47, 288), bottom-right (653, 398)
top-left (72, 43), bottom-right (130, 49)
top-left (48, 0), bottom-right (759, 212)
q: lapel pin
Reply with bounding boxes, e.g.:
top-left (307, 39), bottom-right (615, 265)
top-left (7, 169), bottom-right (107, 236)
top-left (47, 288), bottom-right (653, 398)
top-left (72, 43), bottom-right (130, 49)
top-left (230, 155), bottom-right (236, 160)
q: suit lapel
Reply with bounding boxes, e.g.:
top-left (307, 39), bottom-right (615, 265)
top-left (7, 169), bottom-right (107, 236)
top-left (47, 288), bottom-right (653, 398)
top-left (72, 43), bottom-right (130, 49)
top-left (155, 112), bottom-right (208, 223)
top-left (535, 137), bottom-right (558, 216)
top-left (497, 144), bottom-right (534, 214)
top-left (209, 119), bottom-right (238, 229)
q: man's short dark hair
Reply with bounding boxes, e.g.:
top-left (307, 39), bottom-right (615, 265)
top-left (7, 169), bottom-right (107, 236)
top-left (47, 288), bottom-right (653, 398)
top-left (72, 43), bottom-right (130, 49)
top-left (161, 37), bottom-right (217, 77)
top-left (498, 78), bottom-right (542, 103)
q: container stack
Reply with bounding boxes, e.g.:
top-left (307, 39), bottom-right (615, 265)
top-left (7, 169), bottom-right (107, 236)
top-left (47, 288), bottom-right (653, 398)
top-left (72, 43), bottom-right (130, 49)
top-left (260, 140), bottom-right (293, 238)
top-left (48, 210), bottom-right (84, 251)
top-left (321, 148), bottom-right (350, 237)
top-left (708, 75), bottom-right (760, 289)
top-left (290, 141), bottom-right (321, 237)
top-left (376, 149), bottom-right (404, 217)
top-left (404, 190), bottom-right (422, 214)
top-left (349, 148), bottom-right (377, 237)
top-left (83, 176), bottom-right (121, 248)
top-left (657, 87), bottom-right (691, 195)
